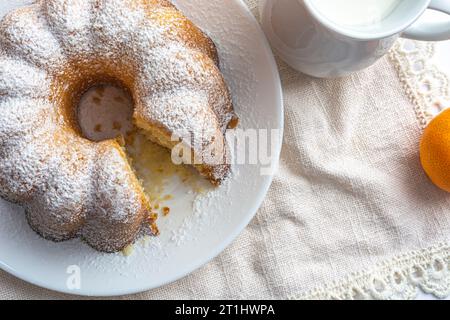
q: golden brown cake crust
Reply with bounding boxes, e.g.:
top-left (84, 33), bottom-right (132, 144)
top-left (0, 0), bottom-right (237, 252)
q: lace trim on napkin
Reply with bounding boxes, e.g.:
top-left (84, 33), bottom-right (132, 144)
top-left (291, 243), bottom-right (450, 300)
top-left (293, 40), bottom-right (450, 300)
top-left (389, 39), bottom-right (450, 128)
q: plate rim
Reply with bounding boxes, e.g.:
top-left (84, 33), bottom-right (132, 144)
top-left (0, 0), bottom-right (284, 297)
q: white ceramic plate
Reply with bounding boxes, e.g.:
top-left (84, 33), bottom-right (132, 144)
top-left (0, 0), bottom-right (283, 296)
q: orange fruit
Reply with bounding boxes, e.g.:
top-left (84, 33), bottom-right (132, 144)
top-left (420, 108), bottom-right (450, 192)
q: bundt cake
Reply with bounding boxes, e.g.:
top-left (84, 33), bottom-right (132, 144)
top-left (0, 0), bottom-right (238, 252)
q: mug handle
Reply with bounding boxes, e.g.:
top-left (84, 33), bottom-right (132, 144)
top-left (402, 0), bottom-right (450, 41)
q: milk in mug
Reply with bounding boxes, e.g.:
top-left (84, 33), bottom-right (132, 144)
top-left (309, 0), bottom-right (404, 27)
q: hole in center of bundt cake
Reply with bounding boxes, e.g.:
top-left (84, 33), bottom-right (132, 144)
top-left (76, 84), bottom-right (204, 207)
top-left (78, 84), bottom-right (134, 142)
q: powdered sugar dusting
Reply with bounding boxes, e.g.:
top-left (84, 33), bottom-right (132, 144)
top-left (0, 0), bottom-right (282, 295)
top-left (0, 56), bottom-right (51, 98)
top-left (0, 3), bottom-right (66, 71)
top-left (170, 169), bottom-right (235, 246)
top-left (0, 0), bottom-right (236, 252)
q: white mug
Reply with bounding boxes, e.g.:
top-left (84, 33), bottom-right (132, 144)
top-left (260, 0), bottom-right (450, 78)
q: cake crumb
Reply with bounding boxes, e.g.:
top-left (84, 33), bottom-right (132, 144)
top-left (147, 212), bottom-right (158, 222)
top-left (95, 87), bottom-right (105, 96)
top-left (94, 124), bottom-right (102, 132)
top-left (122, 244), bottom-right (134, 257)
top-left (92, 96), bottom-right (101, 105)
top-left (150, 222), bottom-right (160, 236)
top-left (112, 121), bottom-right (122, 131)
top-left (162, 207), bottom-right (170, 216)
top-left (163, 194), bottom-right (173, 201)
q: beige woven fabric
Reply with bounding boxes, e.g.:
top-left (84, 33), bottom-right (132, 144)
top-left (1, 0), bottom-right (449, 300)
